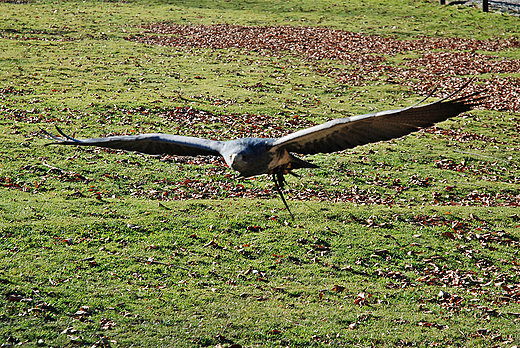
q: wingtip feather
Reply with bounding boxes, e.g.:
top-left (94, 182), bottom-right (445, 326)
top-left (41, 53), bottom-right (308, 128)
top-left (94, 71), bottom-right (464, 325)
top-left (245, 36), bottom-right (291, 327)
top-left (39, 125), bottom-right (80, 145)
top-left (55, 126), bottom-right (79, 142)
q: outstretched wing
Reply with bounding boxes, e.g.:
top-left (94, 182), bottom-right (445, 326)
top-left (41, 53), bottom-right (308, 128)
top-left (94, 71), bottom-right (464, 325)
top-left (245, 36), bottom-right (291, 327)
top-left (273, 84), bottom-right (485, 155)
top-left (41, 126), bottom-right (224, 157)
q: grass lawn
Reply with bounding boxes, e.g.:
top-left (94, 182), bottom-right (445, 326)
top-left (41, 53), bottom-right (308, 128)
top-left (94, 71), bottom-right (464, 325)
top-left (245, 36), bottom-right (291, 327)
top-left (1, 0), bottom-right (519, 347)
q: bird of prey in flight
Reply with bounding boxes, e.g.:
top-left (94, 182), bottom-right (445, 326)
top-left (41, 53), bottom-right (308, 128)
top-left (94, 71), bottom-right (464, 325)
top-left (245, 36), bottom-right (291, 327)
top-left (42, 82), bottom-right (484, 218)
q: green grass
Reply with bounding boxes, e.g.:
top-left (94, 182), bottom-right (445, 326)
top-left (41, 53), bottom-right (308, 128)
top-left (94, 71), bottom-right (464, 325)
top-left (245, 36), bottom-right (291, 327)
top-left (1, 0), bottom-right (520, 347)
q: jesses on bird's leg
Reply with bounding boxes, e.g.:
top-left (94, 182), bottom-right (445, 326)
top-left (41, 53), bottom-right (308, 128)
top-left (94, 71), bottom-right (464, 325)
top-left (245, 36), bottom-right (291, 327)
top-left (271, 165), bottom-right (295, 220)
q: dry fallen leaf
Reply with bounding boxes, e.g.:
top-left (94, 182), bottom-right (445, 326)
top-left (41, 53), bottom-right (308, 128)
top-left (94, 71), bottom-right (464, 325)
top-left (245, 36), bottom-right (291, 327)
top-left (8, 294), bottom-right (23, 302)
top-left (331, 284), bottom-right (345, 293)
top-left (354, 292), bottom-right (371, 306)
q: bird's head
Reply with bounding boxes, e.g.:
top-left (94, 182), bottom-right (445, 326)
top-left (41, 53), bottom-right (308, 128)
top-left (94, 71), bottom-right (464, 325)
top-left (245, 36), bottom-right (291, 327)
top-left (227, 151), bottom-right (255, 176)
top-left (223, 138), bottom-right (275, 178)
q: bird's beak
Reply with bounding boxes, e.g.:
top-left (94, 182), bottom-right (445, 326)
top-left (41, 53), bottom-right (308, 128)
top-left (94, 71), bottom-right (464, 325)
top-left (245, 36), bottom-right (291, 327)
top-left (227, 153), bottom-right (237, 168)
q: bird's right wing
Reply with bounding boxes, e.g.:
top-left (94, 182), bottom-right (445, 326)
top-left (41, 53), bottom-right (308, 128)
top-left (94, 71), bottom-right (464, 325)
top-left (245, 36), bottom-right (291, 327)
top-left (41, 126), bottom-right (224, 157)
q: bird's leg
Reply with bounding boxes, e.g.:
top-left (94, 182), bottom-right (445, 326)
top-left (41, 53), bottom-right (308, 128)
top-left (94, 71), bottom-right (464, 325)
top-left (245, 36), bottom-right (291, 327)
top-left (275, 170), bottom-right (285, 189)
top-left (272, 170), bottom-right (294, 220)
top-left (288, 171), bottom-right (300, 179)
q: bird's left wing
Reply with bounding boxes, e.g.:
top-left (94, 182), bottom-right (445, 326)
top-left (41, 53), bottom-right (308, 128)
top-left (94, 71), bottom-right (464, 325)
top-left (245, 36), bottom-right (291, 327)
top-left (272, 86), bottom-right (485, 155)
top-left (41, 126), bottom-right (224, 157)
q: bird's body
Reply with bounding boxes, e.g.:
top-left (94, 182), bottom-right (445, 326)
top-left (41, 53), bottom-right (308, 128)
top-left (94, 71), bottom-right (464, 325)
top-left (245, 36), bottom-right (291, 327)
top-left (41, 83), bottom-right (485, 218)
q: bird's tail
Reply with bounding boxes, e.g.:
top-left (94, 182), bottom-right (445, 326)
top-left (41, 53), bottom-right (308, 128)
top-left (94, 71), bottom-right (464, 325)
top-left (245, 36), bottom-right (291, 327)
top-left (287, 153), bottom-right (319, 170)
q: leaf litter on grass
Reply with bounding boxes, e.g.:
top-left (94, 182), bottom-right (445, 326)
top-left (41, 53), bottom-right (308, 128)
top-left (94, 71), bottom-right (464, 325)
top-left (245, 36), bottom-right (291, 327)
top-left (130, 23), bottom-right (520, 111)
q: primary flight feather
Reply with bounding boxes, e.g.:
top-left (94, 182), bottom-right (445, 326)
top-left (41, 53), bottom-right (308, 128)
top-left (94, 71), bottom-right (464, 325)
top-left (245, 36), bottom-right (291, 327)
top-left (42, 83), bottom-right (485, 218)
